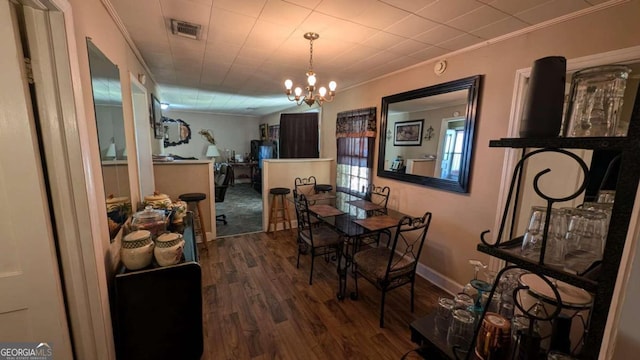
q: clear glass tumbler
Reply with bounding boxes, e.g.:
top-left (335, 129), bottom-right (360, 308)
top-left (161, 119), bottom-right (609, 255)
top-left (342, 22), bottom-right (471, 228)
top-left (447, 309), bottom-right (475, 351)
top-left (564, 208), bottom-right (607, 274)
top-left (435, 297), bottom-right (455, 336)
top-left (596, 189), bottom-right (616, 204)
top-left (521, 206), bottom-right (567, 267)
top-left (564, 65), bottom-right (631, 137)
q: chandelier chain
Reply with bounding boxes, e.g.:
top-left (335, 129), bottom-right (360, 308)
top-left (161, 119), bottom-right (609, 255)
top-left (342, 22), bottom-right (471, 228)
top-left (308, 37), bottom-right (314, 71)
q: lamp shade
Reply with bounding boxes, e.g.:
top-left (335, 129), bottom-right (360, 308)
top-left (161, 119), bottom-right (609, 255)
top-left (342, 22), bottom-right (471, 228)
top-left (105, 142), bottom-right (116, 159)
top-left (206, 144), bottom-right (220, 157)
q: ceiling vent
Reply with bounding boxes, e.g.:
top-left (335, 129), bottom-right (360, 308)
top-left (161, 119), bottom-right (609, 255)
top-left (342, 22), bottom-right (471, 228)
top-left (170, 19), bottom-right (201, 40)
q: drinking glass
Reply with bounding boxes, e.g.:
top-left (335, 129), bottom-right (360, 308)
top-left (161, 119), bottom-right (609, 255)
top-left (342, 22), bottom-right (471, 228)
top-left (581, 202), bottom-right (613, 249)
top-left (521, 206), bottom-right (567, 267)
top-left (596, 190), bottom-right (615, 204)
top-left (564, 65), bottom-right (631, 137)
top-left (454, 292), bottom-right (475, 311)
top-left (447, 309), bottom-right (475, 351)
top-left (564, 209), bottom-right (607, 274)
top-left (435, 297), bottom-right (455, 336)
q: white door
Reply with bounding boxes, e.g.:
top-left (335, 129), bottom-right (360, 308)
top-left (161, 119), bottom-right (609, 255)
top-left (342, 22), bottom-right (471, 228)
top-left (0, 1), bottom-right (73, 357)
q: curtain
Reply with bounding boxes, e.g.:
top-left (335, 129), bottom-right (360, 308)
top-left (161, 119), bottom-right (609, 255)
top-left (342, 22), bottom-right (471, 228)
top-left (279, 112), bottom-right (319, 158)
top-left (335, 107), bottom-right (377, 201)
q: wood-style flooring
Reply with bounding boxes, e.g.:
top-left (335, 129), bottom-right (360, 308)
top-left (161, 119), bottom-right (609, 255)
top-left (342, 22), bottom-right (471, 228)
top-left (198, 229), bottom-right (449, 360)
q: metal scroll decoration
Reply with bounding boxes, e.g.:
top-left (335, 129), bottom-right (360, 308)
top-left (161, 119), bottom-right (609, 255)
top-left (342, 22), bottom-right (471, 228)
top-left (456, 265), bottom-right (564, 360)
top-left (480, 148), bottom-right (589, 265)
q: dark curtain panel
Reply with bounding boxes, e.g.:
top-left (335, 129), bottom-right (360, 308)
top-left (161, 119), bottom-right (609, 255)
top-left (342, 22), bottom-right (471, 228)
top-left (335, 107), bottom-right (377, 199)
top-left (279, 112), bottom-right (319, 158)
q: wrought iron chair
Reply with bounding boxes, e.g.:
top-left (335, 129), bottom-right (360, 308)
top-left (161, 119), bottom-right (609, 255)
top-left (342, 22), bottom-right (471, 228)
top-left (293, 194), bottom-right (343, 285)
top-left (294, 176), bottom-right (317, 198)
top-left (366, 184), bottom-right (391, 214)
top-left (358, 184), bottom-right (392, 250)
top-left (214, 163), bottom-right (233, 225)
top-left (351, 211), bottom-right (432, 327)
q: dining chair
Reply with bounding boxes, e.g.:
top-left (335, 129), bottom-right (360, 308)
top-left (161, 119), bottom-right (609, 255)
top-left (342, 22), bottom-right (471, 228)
top-left (351, 211), bottom-right (432, 327)
top-left (293, 194), bottom-right (343, 285)
top-left (358, 184), bottom-right (392, 250)
top-left (294, 176), bottom-right (317, 197)
top-left (366, 184), bottom-right (391, 213)
top-left (214, 163), bottom-right (233, 225)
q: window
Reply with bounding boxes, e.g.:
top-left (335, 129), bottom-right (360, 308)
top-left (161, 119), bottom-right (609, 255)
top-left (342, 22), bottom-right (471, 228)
top-left (335, 107), bottom-right (377, 211)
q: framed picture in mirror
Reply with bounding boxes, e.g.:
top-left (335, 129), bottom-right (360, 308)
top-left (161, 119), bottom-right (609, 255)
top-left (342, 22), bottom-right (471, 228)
top-left (394, 119), bottom-right (424, 146)
top-left (269, 125), bottom-right (280, 141)
top-left (151, 94), bottom-right (163, 139)
top-left (259, 123), bottom-right (267, 140)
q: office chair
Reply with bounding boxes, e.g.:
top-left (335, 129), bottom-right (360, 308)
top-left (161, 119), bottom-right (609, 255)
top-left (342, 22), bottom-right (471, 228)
top-left (215, 164), bottom-right (233, 225)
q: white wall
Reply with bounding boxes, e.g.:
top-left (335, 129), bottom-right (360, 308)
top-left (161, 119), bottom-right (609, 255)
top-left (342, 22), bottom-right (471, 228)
top-left (163, 110), bottom-right (261, 162)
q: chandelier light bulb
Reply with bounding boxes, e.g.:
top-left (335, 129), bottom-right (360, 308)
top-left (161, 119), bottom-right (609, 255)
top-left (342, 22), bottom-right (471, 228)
top-left (319, 87), bottom-right (327, 97)
top-left (307, 74), bottom-right (317, 86)
top-left (294, 87), bottom-right (303, 97)
top-left (329, 81), bottom-right (337, 91)
top-left (284, 79), bottom-right (293, 90)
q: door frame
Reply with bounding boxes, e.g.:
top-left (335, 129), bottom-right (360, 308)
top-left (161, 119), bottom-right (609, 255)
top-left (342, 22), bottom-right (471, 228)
top-left (20, 1), bottom-right (115, 358)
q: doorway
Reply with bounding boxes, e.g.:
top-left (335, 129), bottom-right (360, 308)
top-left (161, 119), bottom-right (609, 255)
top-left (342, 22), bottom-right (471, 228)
top-left (215, 170), bottom-right (263, 237)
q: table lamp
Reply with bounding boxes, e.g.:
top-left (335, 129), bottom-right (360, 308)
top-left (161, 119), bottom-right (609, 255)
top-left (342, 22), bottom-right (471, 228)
top-left (105, 141), bottom-right (117, 160)
top-left (206, 144), bottom-right (220, 160)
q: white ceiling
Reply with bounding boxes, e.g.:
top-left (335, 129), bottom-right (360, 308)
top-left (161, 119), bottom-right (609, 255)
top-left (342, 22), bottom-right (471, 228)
top-left (109, 0), bottom-right (611, 116)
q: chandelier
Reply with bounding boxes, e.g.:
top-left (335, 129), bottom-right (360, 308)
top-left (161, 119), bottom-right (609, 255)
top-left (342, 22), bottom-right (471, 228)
top-left (284, 32), bottom-right (336, 107)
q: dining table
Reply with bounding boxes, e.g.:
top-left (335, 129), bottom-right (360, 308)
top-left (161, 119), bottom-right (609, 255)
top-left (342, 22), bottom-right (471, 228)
top-left (303, 192), bottom-right (411, 300)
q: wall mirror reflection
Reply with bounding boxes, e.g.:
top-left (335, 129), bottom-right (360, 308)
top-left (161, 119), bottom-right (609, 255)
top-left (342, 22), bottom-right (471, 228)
top-left (163, 117), bottom-right (192, 147)
top-left (378, 75), bottom-right (482, 193)
top-left (87, 38), bottom-right (131, 240)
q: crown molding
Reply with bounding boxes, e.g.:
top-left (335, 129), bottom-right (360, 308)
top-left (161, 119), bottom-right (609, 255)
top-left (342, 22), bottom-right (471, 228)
top-left (99, 0), bottom-right (156, 87)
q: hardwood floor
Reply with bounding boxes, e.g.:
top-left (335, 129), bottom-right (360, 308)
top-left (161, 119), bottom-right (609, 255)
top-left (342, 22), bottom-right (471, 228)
top-left (199, 230), bottom-right (449, 360)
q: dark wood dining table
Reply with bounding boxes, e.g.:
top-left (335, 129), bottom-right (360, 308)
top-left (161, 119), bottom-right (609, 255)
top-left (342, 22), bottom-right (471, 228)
top-left (304, 193), bottom-right (410, 300)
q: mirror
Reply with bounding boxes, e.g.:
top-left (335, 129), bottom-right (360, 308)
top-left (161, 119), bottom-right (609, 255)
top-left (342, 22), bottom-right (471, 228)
top-left (87, 39), bottom-right (131, 240)
top-left (163, 117), bottom-right (192, 147)
top-left (378, 75), bottom-right (482, 193)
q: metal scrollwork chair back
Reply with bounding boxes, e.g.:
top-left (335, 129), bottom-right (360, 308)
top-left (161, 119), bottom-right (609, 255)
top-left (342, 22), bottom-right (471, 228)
top-left (294, 176), bottom-right (317, 197)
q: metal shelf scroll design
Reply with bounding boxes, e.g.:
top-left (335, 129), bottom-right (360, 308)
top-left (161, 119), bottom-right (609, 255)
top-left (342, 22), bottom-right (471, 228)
top-left (457, 265), bottom-right (564, 360)
top-left (480, 148), bottom-right (589, 266)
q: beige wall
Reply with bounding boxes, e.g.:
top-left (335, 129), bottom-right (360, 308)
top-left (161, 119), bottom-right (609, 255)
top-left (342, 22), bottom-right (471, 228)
top-left (311, 1), bottom-right (640, 288)
top-left (163, 109), bottom-right (261, 161)
top-left (262, 158), bottom-right (334, 230)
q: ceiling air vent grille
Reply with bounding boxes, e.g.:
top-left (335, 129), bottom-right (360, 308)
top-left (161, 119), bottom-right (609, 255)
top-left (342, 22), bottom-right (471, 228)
top-left (170, 19), bottom-right (201, 40)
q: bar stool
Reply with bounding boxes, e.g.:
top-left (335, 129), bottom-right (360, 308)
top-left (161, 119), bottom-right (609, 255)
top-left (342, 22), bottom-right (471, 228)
top-left (268, 187), bottom-right (292, 233)
top-left (179, 193), bottom-right (207, 243)
top-left (315, 184), bottom-right (333, 193)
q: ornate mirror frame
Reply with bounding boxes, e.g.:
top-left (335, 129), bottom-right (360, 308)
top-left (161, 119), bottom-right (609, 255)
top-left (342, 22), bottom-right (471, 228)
top-left (163, 117), bottom-right (192, 147)
top-left (377, 75), bottom-right (482, 193)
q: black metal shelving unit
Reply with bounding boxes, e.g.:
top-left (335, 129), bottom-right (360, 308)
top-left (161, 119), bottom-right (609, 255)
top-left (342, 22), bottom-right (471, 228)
top-left (476, 89), bottom-right (640, 359)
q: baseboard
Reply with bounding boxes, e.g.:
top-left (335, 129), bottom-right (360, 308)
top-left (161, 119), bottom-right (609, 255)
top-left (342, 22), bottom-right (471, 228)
top-left (415, 261), bottom-right (463, 296)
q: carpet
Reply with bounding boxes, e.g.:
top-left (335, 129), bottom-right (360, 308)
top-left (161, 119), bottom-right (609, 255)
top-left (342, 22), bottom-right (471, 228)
top-left (215, 183), bottom-right (263, 237)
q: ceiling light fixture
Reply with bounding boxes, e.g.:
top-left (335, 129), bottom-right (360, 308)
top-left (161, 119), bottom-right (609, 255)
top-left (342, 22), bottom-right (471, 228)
top-left (160, 103), bottom-right (169, 110)
top-left (284, 32), bottom-right (336, 107)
